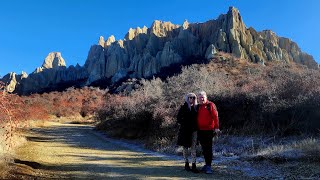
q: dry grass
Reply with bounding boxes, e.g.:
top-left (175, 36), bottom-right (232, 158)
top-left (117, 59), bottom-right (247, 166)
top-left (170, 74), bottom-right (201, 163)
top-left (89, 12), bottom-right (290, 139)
top-left (55, 115), bottom-right (96, 125)
top-left (0, 129), bottom-right (28, 179)
top-left (254, 137), bottom-right (320, 162)
top-left (0, 162), bottom-right (9, 180)
top-left (0, 119), bottom-right (59, 179)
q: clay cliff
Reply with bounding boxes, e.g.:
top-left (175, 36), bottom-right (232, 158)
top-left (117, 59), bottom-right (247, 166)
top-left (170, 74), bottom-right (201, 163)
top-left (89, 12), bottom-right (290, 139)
top-left (1, 7), bottom-right (318, 94)
top-left (2, 52), bottom-right (88, 94)
top-left (84, 6), bottom-right (318, 85)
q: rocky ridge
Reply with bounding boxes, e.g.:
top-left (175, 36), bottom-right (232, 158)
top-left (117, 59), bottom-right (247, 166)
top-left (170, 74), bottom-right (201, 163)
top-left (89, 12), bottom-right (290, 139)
top-left (1, 7), bottom-right (318, 94)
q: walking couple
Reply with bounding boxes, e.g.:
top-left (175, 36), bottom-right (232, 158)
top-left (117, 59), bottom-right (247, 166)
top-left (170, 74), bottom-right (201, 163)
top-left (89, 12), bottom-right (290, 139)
top-left (177, 91), bottom-right (220, 174)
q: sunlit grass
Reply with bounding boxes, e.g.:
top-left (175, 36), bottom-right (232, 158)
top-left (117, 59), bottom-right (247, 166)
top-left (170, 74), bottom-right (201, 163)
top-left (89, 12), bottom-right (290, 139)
top-left (256, 138), bottom-right (320, 161)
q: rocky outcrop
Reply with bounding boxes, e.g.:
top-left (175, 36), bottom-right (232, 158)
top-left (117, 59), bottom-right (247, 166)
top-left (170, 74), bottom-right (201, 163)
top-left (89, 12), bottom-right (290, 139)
top-left (205, 44), bottom-right (218, 60)
top-left (41, 52), bottom-right (66, 69)
top-left (3, 52), bottom-right (88, 94)
top-left (1, 6), bottom-right (318, 94)
top-left (2, 72), bottom-right (18, 93)
top-left (84, 6), bottom-right (317, 85)
top-left (105, 35), bottom-right (116, 47)
top-left (1, 71), bottom-right (28, 93)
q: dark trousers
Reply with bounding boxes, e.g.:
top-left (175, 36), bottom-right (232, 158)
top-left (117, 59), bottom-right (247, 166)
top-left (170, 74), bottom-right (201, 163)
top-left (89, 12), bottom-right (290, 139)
top-left (198, 130), bottom-right (213, 166)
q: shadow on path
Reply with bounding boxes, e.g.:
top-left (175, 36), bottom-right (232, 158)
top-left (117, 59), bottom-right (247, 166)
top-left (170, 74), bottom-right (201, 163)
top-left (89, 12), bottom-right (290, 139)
top-left (18, 123), bottom-right (242, 179)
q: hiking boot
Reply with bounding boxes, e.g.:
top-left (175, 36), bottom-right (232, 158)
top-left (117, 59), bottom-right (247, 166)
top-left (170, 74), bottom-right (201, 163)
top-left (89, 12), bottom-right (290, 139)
top-left (191, 163), bottom-right (199, 173)
top-left (200, 165), bottom-right (207, 172)
top-left (205, 165), bottom-right (213, 174)
top-left (185, 162), bottom-right (191, 171)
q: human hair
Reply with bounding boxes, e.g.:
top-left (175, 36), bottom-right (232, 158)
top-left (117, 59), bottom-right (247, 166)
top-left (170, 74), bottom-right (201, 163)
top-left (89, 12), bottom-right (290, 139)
top-left (198, 90), bottom-right (207, 97)
top-left (184, 92), bottom-right (198, 110)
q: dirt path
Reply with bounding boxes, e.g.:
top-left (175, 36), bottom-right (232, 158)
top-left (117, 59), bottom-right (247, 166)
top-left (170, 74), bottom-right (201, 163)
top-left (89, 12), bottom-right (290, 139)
top-left (10, 122), bottom-right (246, 179)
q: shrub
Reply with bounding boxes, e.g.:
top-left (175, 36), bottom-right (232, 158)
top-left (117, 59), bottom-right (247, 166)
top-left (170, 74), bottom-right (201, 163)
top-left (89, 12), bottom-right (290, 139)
top-left (0, 82), bottom-right (25, 151)
top-left (95, 53), bottom-right (320, 150)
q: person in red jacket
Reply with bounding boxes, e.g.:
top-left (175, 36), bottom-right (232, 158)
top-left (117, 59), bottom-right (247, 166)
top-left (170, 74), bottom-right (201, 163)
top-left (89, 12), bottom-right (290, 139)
top-left (197, 91), bottom-right (220, 174)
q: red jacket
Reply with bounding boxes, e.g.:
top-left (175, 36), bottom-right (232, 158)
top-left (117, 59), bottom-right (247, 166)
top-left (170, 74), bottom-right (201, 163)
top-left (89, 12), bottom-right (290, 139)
top-left (197, 101), bottom-right (219, 130)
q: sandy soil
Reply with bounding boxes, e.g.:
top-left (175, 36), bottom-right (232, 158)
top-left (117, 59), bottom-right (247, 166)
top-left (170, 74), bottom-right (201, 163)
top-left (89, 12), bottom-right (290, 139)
top-left (7, 122), bottom-right (246, 179)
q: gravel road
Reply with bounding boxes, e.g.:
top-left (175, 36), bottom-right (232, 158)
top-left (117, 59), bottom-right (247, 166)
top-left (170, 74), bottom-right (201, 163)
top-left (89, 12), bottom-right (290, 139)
top-left (11, 122), bottom-right (245, 179)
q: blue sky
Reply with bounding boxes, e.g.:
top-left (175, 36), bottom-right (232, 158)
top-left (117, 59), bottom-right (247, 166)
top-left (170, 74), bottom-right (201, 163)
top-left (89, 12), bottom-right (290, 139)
top-left (1, 0), bottom-right (319, 77)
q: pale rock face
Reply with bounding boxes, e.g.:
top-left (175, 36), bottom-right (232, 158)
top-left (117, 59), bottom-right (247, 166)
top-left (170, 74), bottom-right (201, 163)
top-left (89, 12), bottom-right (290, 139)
top-left (104, 35), bottom-right (116, 47)
top-left (182, 20), bottom-right (189, 30)
top-left (104, 42), bottom-right (128, 78)
top-left (2, 6), bottom-right (317, 95)
top-left (205, 44), bottom-right (218, 60)
top-left (41, 52), bottom-right (66, 69)
top-left (34, 67), bottom-right (43, 73)
top-left (84, 45), bottom-right (105, 83)
top-left (150, 20), bottom-right (180, 37)
top-left (158, 42), bottom-right (182, 67)
top-left (117, 40), bottom-right (124, 48)
top-left (260, 30), bottom-right (279, 47)
top-left (1, 71), bottom-right (28, 93)
top-left (21, 71), bottom-right (28, 79)
top-left (81, 6), bottom-right (317, 86)
top-left (217, 29), bottom-right (228, 51)
top-left (176, 24), bottom-right (199, 57)
top-left (9, 52), bottom-right (88, 94)
top-left (125, 26), bottom-right (148, 40)
top-left (142, 26), bottom-right (148, 33)
top-left (225, 7), bottom-right (248, 59)
top-left (6, 72), bottom-right (17, 93)
top-left (98, 36), bottom-right (105, 47)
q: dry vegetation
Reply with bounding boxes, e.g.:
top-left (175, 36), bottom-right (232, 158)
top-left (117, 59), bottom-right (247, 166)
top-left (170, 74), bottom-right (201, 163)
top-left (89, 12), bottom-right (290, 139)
top-left (0, 83), bottom-right (26, 153)
top-left (96, 52), bottom-right (320, 156)
top-left (0, 84), bottom-right (106, 178)
top-left (1, 52), bottom-right (319, 178)
top-left (254, 137), bottom-right (320, 162)
top-left (0, 82), bottom-right (27, 178)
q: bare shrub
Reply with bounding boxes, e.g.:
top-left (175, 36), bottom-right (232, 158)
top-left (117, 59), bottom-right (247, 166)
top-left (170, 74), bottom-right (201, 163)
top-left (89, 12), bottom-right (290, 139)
top-left (96, 92), bottom-right (154, 139)
top-left (0, 82), bottom-right (26, 152)
top-left (25, 86), bottom-right (106, 118)
top-left (95, 53), bottom-right (320, 151)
